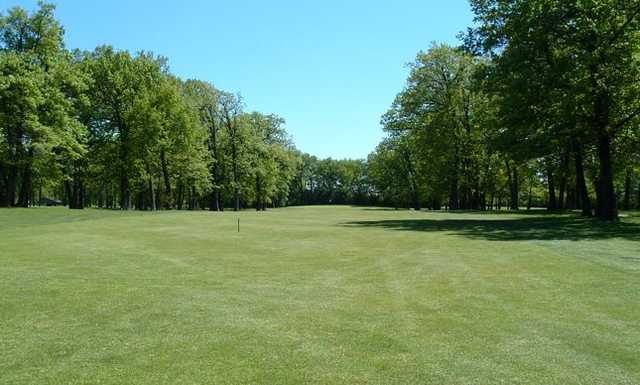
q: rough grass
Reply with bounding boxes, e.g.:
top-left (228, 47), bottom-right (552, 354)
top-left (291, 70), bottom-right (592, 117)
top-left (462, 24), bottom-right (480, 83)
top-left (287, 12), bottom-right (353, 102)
top-left (1, 206), bottom-right (639, 385)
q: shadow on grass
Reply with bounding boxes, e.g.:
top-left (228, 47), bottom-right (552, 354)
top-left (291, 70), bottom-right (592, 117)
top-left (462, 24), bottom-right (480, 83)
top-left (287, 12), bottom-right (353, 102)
top-left (343, 215), bottom-right (640, 242)
top-left (356, 207), bottom-right (413, 211)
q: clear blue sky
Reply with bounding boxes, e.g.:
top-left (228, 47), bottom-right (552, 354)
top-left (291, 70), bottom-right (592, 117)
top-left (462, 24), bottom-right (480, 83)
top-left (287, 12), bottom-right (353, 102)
top-left (3, 0), bottom-right (474, 159)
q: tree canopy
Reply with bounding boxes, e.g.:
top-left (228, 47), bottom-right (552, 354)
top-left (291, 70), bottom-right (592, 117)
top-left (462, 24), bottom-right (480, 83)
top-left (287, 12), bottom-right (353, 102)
top-left (0, 2), bottom-right (373, 211)
top-left (370, 0), bottom-right (640, 220)
top-left (1, 1), bottom-right (639, 220)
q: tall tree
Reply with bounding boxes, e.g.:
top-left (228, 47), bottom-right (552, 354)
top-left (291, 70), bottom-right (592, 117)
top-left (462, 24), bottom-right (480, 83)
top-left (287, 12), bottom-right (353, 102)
top-left (183, 80), bottom-right (226, 211)
top-left (217, 92), bottom-right (245, 211)
top-left (0, 2), bottom-right (86, 207)
top-left (468, 0), bottom-right (640, 220)
top-left (381, 44), bottom-right (498, 211)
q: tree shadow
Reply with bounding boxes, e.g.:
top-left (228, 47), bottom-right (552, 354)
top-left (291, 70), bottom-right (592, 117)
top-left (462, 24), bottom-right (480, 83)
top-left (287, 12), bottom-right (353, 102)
top-left (436, 209), bottom-right (562, 216)
top-left (343, 215), bottom-right (640, 242)
top-left (356, 207), bottom-right (412, 211)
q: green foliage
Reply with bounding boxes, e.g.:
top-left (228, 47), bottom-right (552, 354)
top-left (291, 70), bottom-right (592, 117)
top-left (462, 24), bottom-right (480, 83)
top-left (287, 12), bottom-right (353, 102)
top-left (376, 44), bottom-right (502, 210)
top-left (370, 2), bottom-right (640, 217)
top-left (2, 1), bottom-right (639, 215)
top-left (0, 2), bottom-right (85, 207)
top-left (467, 0), bottom-right (640, 219)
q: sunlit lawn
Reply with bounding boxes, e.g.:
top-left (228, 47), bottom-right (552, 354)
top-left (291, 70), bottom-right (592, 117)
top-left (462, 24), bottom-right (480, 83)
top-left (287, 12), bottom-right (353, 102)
top-left (1, 206), bottom-right (639, 384)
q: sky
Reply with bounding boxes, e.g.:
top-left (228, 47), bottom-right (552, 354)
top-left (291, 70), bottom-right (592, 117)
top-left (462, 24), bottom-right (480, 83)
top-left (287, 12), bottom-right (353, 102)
top-left (2, 0), bottom-right (474, 159)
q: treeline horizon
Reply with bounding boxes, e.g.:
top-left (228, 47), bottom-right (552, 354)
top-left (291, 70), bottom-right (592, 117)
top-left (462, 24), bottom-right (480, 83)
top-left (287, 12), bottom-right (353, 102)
top-left (2, 2), bottom-right (640, 220)
top-left (0, 3), bottom-right (377, 212)
top-left (368, 0), bottom-right (640, 221)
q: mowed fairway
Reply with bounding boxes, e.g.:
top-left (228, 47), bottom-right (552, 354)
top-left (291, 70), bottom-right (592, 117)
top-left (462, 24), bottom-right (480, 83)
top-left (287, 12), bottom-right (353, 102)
top-left (1, 206), bottom-right (639, 385)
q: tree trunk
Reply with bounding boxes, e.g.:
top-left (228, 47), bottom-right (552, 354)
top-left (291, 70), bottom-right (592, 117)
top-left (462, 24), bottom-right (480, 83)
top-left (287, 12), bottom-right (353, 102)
top-left (448, 148), bottom-right (460, 210)
top-left (70, 181), bottom-right (76, 208)
top-left (512, 167), bottom-right (519, 210)
top-left (76, 178), bottom-right (84, 209)
top-left (402, 147), bottom-right (420, 211)
top-left (99, 185), bottom-right (106, 208)
top-left (6, 164), bottom-right (18, 207)
top-left (558, 150), bottom-right (569, 210)
top-left (590, 67), bottom-right (618, 221)
top-left (69, 178), bottom-right (85, 209)
top-left (5, 125), bottom-right (22, 207)
top-left (409, 174), bottom-right (420, 210)
top-left (489, 191), bottom-right (495, 211)
top-left (80, 179), bottom-right (85, 209)
top-left (18, 164), bottom-right (32, 207)
top-left (149, 176), bottom-right (156, 211)
top-left (572, 138), bottom-right (592, 217)
top-left (191, 186), bottom-right (197, 210)
top-left (210, 190), bottom-right (221, 211)
top-left (623, 168), bottom-right (632, 211)
top-left (38, 177), bottom-right (43, 206)
top-left (566, 186), bottom-right (577, 210)
top-left (160, 150), bottom-right (173, 209)
top-left (255, 175), bottom-right (262, 211)
top-left (176, 182), bottom-right (184, 210)
top-left (106, 184), bottom-right (113, 209)
top-left (546, 161), bottom-right (557, 210)
top-left (595, 132), bottom-right (618, 221)
top-left (505, 160), bottom-right (519, 210)
top-left (558, 179), bottom-right (566, 210)
top-left (136, 189), bottom-right (144, 211)
top-left (0, 163), bottom-right (6, 206)
top-left (64, 180), bottom-right (72, 207)
top-left (449, 176), bottom-right (459, 210)
top-left (120, 173), bottom-right (130, 210)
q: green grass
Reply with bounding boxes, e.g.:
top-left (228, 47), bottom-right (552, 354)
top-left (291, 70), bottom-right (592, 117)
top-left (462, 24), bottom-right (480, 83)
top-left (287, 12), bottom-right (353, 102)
top-left (1, 206), bottom-right (639, 385)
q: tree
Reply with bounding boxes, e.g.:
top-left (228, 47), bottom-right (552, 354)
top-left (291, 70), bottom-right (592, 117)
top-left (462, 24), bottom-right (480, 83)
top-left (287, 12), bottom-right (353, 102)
top-left (244, 112), bottom-right (295, 210)
top-left (468, 0), bottom-right (640, 220)
top-left (368, 135), bottom-right (420, 209)
top-left (1, 2), bottom-right (370, 212)
top-left (380, 44), bottom-right (499, 211)
top-left (0, 2), bottom-right (86, 207)
top-left (216, 92), bottom-right (245, 211)
top-left (183, 80), bottom-right (226, 211)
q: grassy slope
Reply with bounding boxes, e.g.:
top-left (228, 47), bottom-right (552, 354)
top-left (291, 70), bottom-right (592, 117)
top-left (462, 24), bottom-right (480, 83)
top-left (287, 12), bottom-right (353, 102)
top-left (1, 206), bottom-right (639, 385)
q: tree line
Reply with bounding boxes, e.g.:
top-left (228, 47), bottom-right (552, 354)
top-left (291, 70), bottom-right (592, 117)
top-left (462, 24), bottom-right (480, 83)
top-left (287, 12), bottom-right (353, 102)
top-left (369, 0), bottom-right (640, 221)
top-left (0, 3), bottom-right (374, 211)
top-left (3, 2), bottom-right (640, 219)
